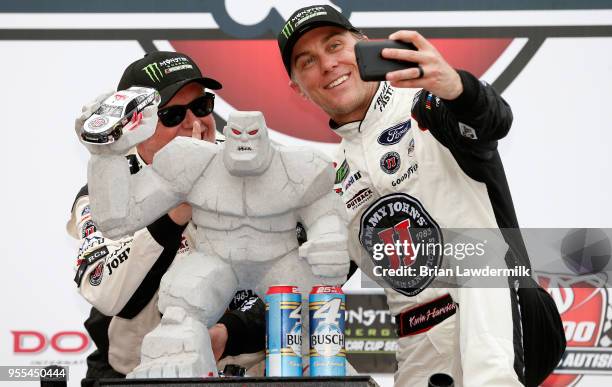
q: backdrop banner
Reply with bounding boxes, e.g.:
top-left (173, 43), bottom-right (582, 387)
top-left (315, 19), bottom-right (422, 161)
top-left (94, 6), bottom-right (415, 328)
top-left (1, 2), bottom-right (610, 386)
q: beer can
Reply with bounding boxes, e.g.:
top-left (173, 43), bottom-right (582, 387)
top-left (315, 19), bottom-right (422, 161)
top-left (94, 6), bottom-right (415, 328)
top-left (265, 285), bottom-right (303, 376)
top-left (309, 285), bottom-right (346, 376)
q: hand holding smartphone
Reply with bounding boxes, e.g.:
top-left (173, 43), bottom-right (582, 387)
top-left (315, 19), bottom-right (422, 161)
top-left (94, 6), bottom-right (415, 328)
top-left (354, 40), bottom-right (419, 82)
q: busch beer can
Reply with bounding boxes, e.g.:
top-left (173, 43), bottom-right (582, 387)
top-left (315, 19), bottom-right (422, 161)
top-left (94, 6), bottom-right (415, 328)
top-left (309, 285), bottom-right (346, 376)
top-left (265, 285), bottom-right (302, 376)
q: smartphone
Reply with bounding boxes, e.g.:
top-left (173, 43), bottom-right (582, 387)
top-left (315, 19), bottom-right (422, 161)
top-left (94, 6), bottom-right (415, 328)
top-left (355, 40), bottom-right (418, 82)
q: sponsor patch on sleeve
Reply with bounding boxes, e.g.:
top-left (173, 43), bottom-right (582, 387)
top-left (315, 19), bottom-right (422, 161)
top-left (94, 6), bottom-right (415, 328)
top-left (458, 122), bottom-right (478, 140)
top-left (334, 159), bottom-right (350, 184)
top-left (80, 220), bottom-right (97, 238)
top-left (230, 289), bottom-right (257, 310)
top-left (88, 261), bottom-right (105, 287)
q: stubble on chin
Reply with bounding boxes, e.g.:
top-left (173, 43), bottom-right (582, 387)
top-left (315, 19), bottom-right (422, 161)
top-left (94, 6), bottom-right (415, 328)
top-left (325, 76), bottom-right (377, 122)
top-left (325, 103), bottom-right (355, 120)
top-left (322, 92), bottom-right (368, 124)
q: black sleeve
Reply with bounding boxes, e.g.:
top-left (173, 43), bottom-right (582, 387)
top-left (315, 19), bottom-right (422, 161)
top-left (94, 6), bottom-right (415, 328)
top-left (82, 307), bottom-right (126, 378)
top-left (412, 69), bottom-right (513, 156)
top-left (413, 70), bottom-right (529, 262)
top-left (70, 184), bottom-right (89, 213)
top-left (217, 292), bottom-right (265, 357)
top-left (116, 214), bottom-right (187, 319)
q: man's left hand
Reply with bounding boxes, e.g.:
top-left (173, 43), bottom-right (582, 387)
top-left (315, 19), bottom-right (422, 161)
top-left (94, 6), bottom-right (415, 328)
top-left (209, 323), bottom-right (229, 361)
top-left (381, 30), bottom-right (463, 100)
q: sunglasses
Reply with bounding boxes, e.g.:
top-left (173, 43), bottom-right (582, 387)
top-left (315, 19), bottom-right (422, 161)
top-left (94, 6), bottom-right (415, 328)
top-left (157, 92), bottom-right (215, 127)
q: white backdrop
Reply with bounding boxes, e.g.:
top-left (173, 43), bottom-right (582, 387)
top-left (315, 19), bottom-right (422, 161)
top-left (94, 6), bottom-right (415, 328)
top-left (0, 3), bottom-right (610, 386)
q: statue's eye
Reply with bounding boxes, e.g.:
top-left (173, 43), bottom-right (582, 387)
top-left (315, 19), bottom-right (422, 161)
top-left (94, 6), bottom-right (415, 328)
top-left (248, 129), bottom-right (259, 136)
top-left (231, 128), bottom-right (241, 135)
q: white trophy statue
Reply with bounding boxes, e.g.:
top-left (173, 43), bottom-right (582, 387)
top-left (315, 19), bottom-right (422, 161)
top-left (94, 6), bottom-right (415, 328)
top-left (78, 107), bottom-right (350, 378)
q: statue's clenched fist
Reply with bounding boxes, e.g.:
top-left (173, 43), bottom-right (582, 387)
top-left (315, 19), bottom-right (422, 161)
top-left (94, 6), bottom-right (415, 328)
top-left (299, 234), bottom-right (350, 285)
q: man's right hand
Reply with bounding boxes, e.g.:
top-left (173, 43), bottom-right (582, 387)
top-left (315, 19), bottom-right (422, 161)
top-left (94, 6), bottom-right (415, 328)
top-left (382, 30), bottom-right (463, 100)
top-left (75, 91), bottom-right (159, 155)
top-left (191, 120), bottom-right (216, 143)
top-left (208, 323), bottom-right (229, 361)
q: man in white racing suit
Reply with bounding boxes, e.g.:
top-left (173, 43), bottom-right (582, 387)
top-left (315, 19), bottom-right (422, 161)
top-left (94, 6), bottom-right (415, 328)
top-left (68, 51), bottom-right (266, 379)
top-left (68, 152), bottom-right (266, 378)
top-left (277, 5), bottom-right (565, 386)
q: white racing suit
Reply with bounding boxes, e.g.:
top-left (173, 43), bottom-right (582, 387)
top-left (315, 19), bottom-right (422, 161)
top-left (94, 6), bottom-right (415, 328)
top-left (332, 71), bottom-right (564, 386)
top-left (68, 149), bottom-right (266, 377)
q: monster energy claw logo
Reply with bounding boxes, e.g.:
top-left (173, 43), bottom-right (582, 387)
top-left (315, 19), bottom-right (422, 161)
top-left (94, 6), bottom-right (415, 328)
top-left (281, 21), bottom-right (294, 39)
top-left (335, 159), bottom-right (350, 184)
top-left (143, 63), bottom-right (164, 82)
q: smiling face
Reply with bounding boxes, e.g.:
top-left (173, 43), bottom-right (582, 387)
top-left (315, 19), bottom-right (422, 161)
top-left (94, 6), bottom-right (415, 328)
top-left (222, 111), bottom-right (272, 176)
top-left (289, 26), bottom-right (378, 125)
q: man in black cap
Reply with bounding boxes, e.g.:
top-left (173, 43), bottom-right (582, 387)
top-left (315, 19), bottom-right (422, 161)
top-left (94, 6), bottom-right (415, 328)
top-left (277, 5), bottom-right (564, 387)
top-left (68, 51), bottom-right (265, 380)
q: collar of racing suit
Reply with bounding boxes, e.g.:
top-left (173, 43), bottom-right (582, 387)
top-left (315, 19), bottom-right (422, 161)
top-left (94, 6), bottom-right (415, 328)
top-left (328, 81), bottom-right (393, 138)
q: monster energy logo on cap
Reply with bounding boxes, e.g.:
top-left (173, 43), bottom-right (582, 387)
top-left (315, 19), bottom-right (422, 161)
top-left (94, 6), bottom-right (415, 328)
top-left (279, 5), bottom-right (356, 76)
top-left (281, 6), bottom-right (329, 39)
top-left (280, 21), bottom-right (295, 39)
top-left (142, 63), bottom-right (164, 82)
top-left (292, 6), bottom-right (327, 28)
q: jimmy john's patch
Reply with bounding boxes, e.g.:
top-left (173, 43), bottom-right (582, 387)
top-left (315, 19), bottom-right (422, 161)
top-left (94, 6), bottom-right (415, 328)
top-left (359, 193), bottom-right (442, 296)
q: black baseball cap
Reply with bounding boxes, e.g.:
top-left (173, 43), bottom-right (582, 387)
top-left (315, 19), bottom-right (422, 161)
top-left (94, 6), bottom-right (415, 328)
top-left (117, 51), bottom-right (222, 106)
top-left (277, 5), bottom-right (359, 76)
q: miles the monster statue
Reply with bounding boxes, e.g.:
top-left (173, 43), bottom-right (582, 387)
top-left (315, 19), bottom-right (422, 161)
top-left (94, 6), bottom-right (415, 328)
top-left (77, 106), bottom-right (350, 378)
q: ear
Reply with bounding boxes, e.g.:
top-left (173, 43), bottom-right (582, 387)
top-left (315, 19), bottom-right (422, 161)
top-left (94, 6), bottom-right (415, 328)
top-left (289, 79), bottom-right (309, 101)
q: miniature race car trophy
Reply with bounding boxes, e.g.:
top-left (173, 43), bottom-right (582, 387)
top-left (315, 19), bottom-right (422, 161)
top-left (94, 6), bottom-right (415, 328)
top-left (80, 87), bottom-right (160, 145)
top-left (76, 102), bottom-right (350, 378)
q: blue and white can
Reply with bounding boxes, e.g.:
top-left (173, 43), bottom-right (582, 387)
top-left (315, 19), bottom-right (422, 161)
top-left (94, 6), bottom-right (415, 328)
top-left (265, 285), bottom-right (302, 376)
top-left (309, 285), bottom-right (346, 376)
